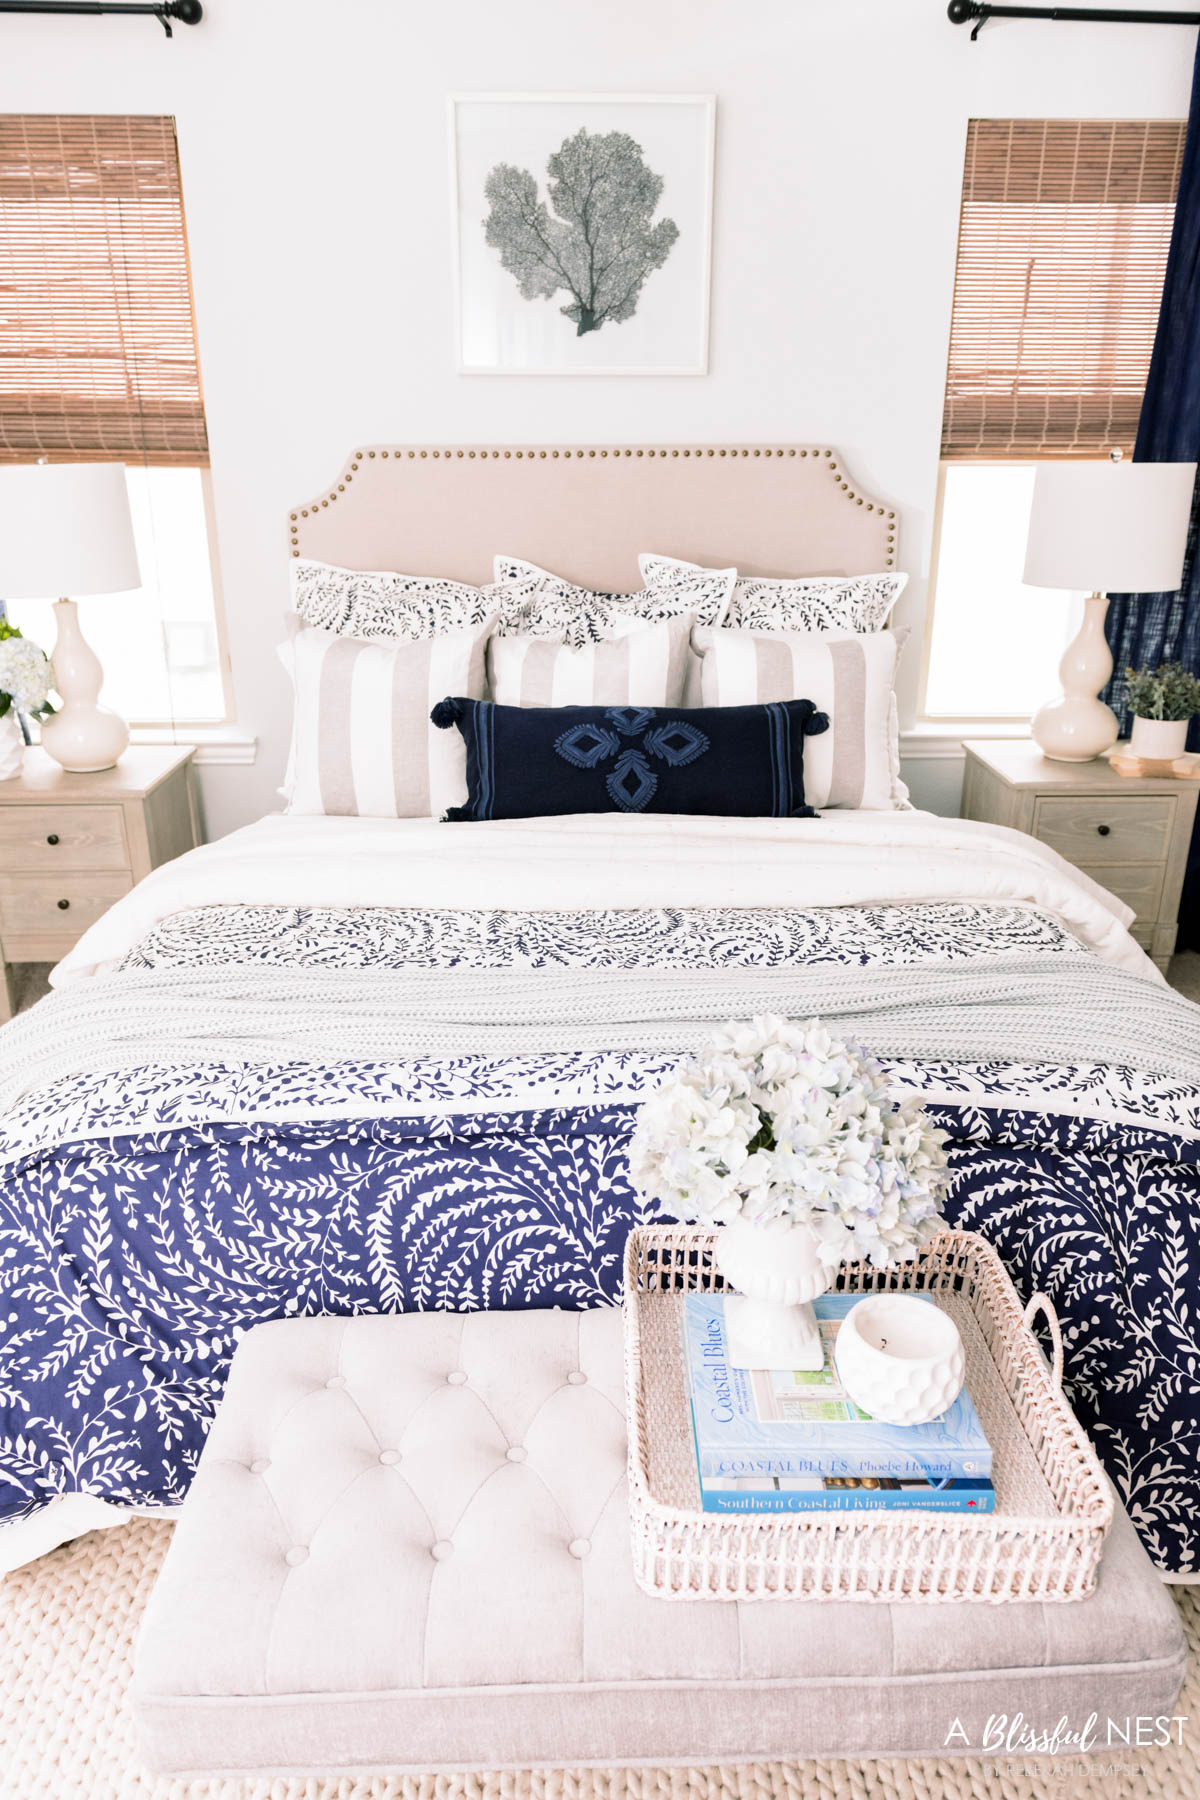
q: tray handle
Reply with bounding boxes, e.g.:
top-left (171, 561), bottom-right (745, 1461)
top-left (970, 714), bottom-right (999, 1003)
top-left (1023, 1293), bottom-right (1064, 1389)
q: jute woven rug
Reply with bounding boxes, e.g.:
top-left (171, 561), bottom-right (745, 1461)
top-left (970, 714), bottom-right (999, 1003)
top-left (1, 1521), bottom-right (1196, 1800)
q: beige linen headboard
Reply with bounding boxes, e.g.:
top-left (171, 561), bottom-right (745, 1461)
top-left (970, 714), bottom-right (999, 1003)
top-left (288, 445), bottom-right (898, 587)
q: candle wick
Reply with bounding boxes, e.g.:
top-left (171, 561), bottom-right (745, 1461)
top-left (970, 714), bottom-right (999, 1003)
top-left (880, 1338), bottom-right (888, 1350)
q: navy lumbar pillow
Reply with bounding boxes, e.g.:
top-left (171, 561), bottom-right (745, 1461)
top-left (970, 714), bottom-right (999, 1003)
top-left (430, 697), bottom-right (829, 822)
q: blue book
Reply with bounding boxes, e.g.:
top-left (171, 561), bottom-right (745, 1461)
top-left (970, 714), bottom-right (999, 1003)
top-left (684, 1291), bottom-right (992, 1482)
top-left (698, 1469), bottom-right (996, 1514)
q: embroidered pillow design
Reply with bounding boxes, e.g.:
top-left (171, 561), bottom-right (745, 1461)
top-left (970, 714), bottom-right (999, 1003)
top-left (555, 707), bottom-right (710, 811)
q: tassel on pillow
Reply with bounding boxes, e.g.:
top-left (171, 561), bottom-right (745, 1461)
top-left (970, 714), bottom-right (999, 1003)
top-left (430, 697), bottom-right (465, 729)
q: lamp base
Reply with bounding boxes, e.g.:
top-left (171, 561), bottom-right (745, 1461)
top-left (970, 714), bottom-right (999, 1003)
top-left (40, 705), bottom-right (129, 774)
top-left (1031, 694), bottom-right (1120, 763)
top-left (1030, 592), bottom-right (1119, 764)
top-left (41, 598), bottom-right (129, 773)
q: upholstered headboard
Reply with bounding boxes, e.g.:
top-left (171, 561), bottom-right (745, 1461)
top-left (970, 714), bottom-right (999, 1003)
top-left (288, 445), bottom-right (898, 588)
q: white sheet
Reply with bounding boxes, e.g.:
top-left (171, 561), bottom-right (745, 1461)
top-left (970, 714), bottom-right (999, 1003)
top-left (0, 1493), bottom-right (179, 1579)
top-left (50, 809), bottom-right (1159, 985)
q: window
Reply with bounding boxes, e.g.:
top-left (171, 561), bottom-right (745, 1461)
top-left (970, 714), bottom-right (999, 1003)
top-left (924, 119), bottom-right (1184, 722)
top-left (0, 114), bottom-right (228, 726)
top-left (923, 463), bottom-right (1086, 720)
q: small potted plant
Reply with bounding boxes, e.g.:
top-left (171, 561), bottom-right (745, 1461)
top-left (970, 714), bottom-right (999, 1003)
top-left (626, 1014), bottom-right (949, 1370)
top-left (0, 621), bottom-right (55, 781)
top-left (1125, 661), bottom-right (1200, 762)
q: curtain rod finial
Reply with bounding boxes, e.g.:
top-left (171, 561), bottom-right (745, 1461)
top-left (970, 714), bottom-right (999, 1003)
top-left (158, 0), bottom-right (202, 28)
top-left (948, 0), bottom-right (988, 33)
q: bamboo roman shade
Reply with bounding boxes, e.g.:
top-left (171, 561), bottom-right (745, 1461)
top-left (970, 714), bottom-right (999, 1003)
top-left (0, 115), bottom-right (208, 465)
top-left (942, 119), bottom-right (1185, 459)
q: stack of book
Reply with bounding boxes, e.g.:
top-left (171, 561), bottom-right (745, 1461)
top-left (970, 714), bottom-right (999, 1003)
top-left (684, 1291), bottom-right (995, 1514)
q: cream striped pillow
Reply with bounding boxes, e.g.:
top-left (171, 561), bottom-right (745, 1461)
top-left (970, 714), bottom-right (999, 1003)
top-left (693, 626), bottom-right (907, 810)
top-left (281, 620), bottom-right (491, 817)
top-left (489, 613), bottom-right (694, 708)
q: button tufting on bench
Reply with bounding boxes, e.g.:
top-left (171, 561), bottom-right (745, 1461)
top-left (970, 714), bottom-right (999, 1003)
top-left (506, 1446), bottom-right (527, 1463)
top-left (131, 1310), bottom-right (1188, 1780)
top-left (325, 1375), bottom-right (345, 1389)
top-left (248, 1459), bottom-right (269, 1475)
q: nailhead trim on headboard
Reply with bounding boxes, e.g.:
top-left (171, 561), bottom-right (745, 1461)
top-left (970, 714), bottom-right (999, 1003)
top-left (287, 446), bottom-right (899, 568)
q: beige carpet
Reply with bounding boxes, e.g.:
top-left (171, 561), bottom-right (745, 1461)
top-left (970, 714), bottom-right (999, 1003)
top-left (1169, 951), bottom-right (1200, 1002)
top-left (8, 960), bottom-right (52, 1014)
top-left (0, 1521), bottom-right (1196, 1800)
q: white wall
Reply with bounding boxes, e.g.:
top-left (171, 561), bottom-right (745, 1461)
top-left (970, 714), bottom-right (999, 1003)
top-left (2, 0), bottom-right (1194, 835)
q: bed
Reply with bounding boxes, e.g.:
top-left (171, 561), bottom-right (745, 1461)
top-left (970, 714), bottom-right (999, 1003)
top-left (2, 444), bottom-right (1199, 1581)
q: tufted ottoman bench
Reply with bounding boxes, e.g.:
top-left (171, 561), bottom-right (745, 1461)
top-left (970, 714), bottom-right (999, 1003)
top-left (132, 1310), bottom-right (1187, 1780)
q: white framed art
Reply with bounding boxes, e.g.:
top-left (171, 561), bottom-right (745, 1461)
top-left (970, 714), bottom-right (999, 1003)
top-left (449, 93), bottom-right (715, 376)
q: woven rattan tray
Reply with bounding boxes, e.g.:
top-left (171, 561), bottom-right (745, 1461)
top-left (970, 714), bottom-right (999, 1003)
top-left (623, 1225), bottom-right (1113, 1604)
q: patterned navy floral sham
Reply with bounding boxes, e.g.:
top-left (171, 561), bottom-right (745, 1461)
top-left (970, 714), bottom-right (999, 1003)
top-left (638, 553), bottom-right (908, 636)
top-left (431, 697), bottom-right (829, 821)
top-left (290, 557), bottom-right (509, 641)
top-left (491, 555), bottom-right (735, 650)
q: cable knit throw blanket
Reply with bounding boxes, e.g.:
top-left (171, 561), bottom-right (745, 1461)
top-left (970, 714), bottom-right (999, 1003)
top-left (3, 955), bottom-right (1199, 1110)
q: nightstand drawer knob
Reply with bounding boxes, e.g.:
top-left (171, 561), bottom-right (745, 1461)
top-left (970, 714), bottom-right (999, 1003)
top-left (1096, 824), bottom-right (1111, 837)
top-left (45, 833), bottom-right (59, 846)
top-left (56, 898), bottom-right (69, 911)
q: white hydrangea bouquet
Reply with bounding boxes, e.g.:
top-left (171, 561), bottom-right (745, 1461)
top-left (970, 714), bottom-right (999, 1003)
top-left (0, 621), bottom-right (55, 780)
top-left (627, 1014), bottom-right (950, 1369)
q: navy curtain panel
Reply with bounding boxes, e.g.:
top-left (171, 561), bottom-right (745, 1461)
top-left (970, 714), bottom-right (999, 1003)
top-left (1104, 39), bottom-right (1200, 951)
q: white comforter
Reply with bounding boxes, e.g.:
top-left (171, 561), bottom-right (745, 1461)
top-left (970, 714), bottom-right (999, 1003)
top-left (51, 808), bottom-right (1158, 984)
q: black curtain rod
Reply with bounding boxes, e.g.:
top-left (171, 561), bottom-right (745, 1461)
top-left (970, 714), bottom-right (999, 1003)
top-left (0, 0), bottom-right (201, 35)
top-left (949, 1), bottom-right (1200, 37)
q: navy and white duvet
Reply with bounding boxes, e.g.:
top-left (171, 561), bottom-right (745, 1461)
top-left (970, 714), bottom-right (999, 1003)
top-left (1, 813), bottom-right (1198, 1574)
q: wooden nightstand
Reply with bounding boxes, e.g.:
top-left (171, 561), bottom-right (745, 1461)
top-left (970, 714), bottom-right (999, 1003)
top-left (961, 739), bottom-right (1199, 973)
top-left (0, 745), bottom-right (198, 1020)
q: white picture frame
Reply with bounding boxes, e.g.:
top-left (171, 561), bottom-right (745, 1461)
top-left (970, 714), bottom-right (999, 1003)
top-left (449, 93), bottom-right (715, 376)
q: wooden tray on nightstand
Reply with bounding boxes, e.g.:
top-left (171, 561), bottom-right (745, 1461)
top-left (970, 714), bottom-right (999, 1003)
top-left (1109, 749), bottom-right (1200, 780)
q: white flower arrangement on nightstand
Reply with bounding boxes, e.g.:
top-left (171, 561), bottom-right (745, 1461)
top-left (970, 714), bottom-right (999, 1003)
top-left (0, 623), bottom-right (55, 781)
top-left (628, 1014), bottom-right (950, 1371)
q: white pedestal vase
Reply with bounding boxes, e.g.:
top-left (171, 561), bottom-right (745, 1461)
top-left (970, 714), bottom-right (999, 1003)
top-left (713, 1216), bottom-right (832, 1371)
top-left (0, 710), bottom-right (23, 780)
top-left (1129, 716), bottom-right (1190, 761)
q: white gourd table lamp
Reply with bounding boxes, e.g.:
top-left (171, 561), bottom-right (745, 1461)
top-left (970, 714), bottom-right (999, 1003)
top-left (1023, 454), bottom-right (1196, 762)
top-left (0, 464), bottom-right (140, 772)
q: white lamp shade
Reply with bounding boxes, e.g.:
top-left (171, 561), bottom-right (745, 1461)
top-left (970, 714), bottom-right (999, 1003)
top-left (0, 463), bottom-right (141, 596)
top-left (1023, 461), bottom-right (1196, 594)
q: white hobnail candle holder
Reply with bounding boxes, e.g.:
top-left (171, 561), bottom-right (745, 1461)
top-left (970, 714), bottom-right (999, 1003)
top-left (833, 1293), bottom-right (965, 1427)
